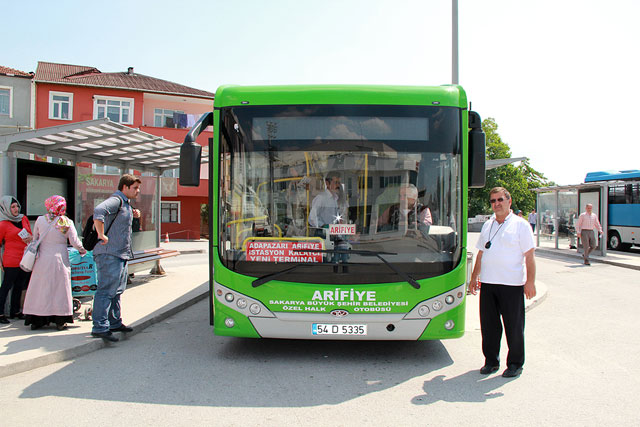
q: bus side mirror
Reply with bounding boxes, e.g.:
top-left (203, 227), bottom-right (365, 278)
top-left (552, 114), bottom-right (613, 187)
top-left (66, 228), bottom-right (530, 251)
top-left (180, 112), bottom-right (213, 186)
top-left (468, 111), bottom-right (486, 188)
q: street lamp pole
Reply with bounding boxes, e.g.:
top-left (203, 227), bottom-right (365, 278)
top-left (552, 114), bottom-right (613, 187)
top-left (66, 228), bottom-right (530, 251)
top-left (452, 0), bottom-right (459, 84)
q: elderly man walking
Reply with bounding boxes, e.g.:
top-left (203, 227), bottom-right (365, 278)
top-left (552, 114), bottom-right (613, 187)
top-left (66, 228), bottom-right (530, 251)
top-left (575, 203), bottom-right (603, 266)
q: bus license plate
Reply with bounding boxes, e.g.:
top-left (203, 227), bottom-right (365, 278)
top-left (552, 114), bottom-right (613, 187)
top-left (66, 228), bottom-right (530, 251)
top-left (312, 324), bottom-right (367, 335)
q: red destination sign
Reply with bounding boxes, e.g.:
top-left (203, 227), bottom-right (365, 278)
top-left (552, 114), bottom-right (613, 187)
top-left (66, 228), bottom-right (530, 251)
top-left (246, 241), bottom-right (323, 263)
top-left (329, 224), bottom-right (356, 235)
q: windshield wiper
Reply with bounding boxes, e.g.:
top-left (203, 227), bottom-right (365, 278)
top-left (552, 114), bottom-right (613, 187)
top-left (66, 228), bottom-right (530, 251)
top-left (345, 249), bottom-right (421, 289)
top-left (252, 263), bottom-right (314, 287)
top-left (267, 248), bottom-right (421, 289)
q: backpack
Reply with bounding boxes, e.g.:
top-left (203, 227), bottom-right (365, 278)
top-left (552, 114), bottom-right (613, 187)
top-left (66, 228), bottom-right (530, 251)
top-left (82, 197), bottom-right (122, 251)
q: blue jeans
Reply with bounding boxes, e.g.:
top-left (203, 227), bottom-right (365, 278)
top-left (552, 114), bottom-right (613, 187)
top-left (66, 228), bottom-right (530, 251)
top-left (92, 254), bottom-right (128, 333)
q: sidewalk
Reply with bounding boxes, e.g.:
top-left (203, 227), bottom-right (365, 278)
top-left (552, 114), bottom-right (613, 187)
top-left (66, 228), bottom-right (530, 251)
top-left (535, 245), bottom-right (640, 270)
top-left (0, 240), bottom-right (210, 378)
top-left (160, 238), bottom-right (208, 255)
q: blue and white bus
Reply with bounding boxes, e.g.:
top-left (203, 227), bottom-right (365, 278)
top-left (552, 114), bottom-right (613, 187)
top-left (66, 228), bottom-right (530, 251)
top-left (585, 170), bottom-right (640, 250)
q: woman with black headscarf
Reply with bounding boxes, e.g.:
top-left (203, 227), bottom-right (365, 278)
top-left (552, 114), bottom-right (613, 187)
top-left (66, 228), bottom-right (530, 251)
top-left (0, 196), bottom-right (32, 323)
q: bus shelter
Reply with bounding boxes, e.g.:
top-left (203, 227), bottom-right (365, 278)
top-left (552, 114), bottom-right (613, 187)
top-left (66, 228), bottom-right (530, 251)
top-left (0, 118), bottom-right (208, 257)
top-left (533, 182), bottom-right (607, 257)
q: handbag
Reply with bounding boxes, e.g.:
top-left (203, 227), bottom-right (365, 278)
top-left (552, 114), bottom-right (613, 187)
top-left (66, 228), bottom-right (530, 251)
top-left (20, 216), bottom-right (58, 272)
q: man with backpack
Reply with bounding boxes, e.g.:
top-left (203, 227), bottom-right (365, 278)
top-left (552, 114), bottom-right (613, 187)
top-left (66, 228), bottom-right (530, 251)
top-left (90, 174), bottom-right (141, 342)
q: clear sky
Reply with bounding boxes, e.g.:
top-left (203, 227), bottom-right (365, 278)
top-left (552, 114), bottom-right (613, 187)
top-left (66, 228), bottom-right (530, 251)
top-left (3, 0), bottom-right (639, 185)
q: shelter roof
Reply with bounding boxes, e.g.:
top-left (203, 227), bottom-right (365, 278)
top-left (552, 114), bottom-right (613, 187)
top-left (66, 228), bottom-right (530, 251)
top-left (533, 183), bottom-right (605, 192)
top-left (0, 118), bottom-right (208, 174)
top-left (486, 157), bottom-right (527, 170)
top-left (34, 62), bottom-right (215, 99)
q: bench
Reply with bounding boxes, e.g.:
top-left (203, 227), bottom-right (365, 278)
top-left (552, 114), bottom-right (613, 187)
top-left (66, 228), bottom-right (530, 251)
top-left (128, 247), bottom-right (180, 275)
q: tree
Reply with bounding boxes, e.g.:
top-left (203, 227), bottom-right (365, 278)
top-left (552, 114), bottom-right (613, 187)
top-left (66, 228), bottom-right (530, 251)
top-left (468, 118), bottom-right (554, 217)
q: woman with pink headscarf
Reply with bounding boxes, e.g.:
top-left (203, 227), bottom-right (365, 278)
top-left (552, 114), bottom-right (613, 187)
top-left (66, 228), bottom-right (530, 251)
top-left (23, 195), bottom-right (86, 331)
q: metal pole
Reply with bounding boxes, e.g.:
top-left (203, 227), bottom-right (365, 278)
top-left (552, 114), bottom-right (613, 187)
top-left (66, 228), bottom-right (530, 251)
top-left (600, 184), bottom-right (607, 257)
top-left (150, 173), bottom-right (165, 275)
top-left (156, 174), bottom-right (161, 248)
top-left (452, 0), bottom-right (459, 84)
top-left (555, 190), bottom-right (559, 249)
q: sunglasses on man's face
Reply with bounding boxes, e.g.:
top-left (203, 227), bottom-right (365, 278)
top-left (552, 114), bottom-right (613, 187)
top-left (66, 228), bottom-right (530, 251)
top-left (489, 197), bottom-right (505, 204)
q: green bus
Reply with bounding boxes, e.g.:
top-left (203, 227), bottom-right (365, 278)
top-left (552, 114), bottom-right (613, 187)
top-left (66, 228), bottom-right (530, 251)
top-left (180, 85), bottom-right (485, 340)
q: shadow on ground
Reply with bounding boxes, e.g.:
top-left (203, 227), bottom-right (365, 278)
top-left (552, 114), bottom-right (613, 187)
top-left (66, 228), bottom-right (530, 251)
top-left (19, 301), bottom-right (459, 408)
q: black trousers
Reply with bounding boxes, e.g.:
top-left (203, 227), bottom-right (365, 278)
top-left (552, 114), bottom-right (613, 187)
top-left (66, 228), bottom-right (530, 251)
top-left (0, 267), bottom-right (30, 316)
top-left (480, 283), bottom-right (525, 368)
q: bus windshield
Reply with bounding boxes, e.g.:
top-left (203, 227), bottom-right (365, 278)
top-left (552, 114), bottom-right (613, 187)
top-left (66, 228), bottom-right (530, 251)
top-left (219, 104), bottom-right (462, 284)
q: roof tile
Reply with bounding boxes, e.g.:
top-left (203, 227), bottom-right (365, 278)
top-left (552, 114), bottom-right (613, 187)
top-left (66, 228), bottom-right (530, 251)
top-left (0, 65), bottom-right (33, 78)
top-left (34, 61), bottom-right (214, 99)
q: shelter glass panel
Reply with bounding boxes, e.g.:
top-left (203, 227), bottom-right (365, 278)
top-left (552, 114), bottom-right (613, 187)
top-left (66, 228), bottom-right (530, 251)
top-left (76, 164), bottom-right (158, 251)
top-left (537, 191), bottom-right (557, 249)
top-left (558, 190), bottom-right (578, 250)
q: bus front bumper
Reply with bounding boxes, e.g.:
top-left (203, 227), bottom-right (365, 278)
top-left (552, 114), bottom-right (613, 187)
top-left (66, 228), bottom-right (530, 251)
top-left (214, 282), bottom-right (466, 340)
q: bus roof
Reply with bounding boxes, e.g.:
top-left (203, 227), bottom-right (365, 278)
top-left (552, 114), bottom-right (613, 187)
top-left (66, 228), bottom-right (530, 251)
top-left (213, 84), bottom-right (468, 109)
top-left (584, 170), bottom-right (640, 182)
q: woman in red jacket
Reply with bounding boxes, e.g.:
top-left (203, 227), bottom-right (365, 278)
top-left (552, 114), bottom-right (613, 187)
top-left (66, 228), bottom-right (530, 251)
top-left (0, 196), bottom-right (32, 323)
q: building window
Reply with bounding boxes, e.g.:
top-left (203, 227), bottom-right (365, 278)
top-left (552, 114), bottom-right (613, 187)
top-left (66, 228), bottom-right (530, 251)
top-left (92, 164), bottom-right (121, 175)
top-left (380, 175), bottom-right (401, 189)
top-left (94, 96), bottom-right (133, 124)
top-left (161, 201), bottom-right (180, 223)
top-left (49, 91), bottom-right (73, 120)
top-left (0, 87), bottom-right (12, 116)
top-left (154, 109), bottom-right (185, 128)
top-left (161, 168), bottom-right (180, 178)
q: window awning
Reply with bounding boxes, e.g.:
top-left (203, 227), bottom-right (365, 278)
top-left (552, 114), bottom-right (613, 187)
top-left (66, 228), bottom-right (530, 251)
top-left (0, 118), bottom-right (208, 174)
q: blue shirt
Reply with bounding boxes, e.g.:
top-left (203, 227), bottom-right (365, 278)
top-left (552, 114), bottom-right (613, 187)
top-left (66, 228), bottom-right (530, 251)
top-left (92, 190), bottom-right (133, 260)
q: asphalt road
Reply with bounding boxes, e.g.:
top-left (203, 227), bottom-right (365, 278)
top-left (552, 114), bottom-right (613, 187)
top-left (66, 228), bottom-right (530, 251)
top-left (1, 254), bottom-right (639, 426)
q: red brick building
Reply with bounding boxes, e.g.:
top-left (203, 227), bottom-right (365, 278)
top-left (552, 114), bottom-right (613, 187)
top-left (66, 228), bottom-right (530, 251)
top-left (34, 62), bottom-right (213, 239)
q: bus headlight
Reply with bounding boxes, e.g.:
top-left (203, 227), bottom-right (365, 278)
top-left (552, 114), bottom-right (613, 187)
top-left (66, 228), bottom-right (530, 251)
top-left (445, 295), bottom-right (455, 305)
top-left (224, 317), bottom-right (235, 328)
top-left (432, 300), bottom-right (443, 311)
top-left (418, 305), bottom-right (430, 317)
top-left (444, 320), bottom-right (455, 330)
top-left (236, 298), bottom-right (248, 309)
top-left (249, 304), bottom-right (261, 315)
top-left (225, 293), bottom-right (234, 302)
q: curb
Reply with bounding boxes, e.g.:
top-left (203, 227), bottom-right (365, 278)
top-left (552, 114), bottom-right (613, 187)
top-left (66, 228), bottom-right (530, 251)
top-left (525, 288), bottom-right (548, 313)
top-left (536, 248), bottom-right (640, 271)
top-left (0, 285), bottom-right (209, 379)
top-left (178, 249), bottom-right (206, 255)
top-left (0, 339), bottom-right (106, 379)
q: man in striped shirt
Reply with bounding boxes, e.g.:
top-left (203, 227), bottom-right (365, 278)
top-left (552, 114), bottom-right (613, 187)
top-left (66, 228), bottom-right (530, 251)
top-left (575, 203), bottom-right (603, 265)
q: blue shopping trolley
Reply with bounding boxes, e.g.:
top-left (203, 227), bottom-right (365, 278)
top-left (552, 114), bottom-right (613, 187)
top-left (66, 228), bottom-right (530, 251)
top-left (69, 249), bottom-right (97, 321)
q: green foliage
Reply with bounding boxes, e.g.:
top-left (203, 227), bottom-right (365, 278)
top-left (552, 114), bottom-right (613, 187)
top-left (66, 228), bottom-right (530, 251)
top-left (468, 118), bottom-right (554, 217)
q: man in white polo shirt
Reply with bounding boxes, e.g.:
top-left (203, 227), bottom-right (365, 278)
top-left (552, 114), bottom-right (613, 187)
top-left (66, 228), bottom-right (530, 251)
top-left (469, 187), bottom-right (536, 378)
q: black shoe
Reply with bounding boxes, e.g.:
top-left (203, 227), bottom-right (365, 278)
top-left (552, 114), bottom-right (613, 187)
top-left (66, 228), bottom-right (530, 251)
top-left (0, 316), bottom-right (10, 324)
top-left (480, 365), bottom-right (499, 375)
top-left (502, 366), bottom-right (523, 378)
top-left (91, 331), bottom-right (119, 342)
top-left (10, 313), bottom-right (25, 320)
top-left (110, 324), bottom-right (133, 333)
